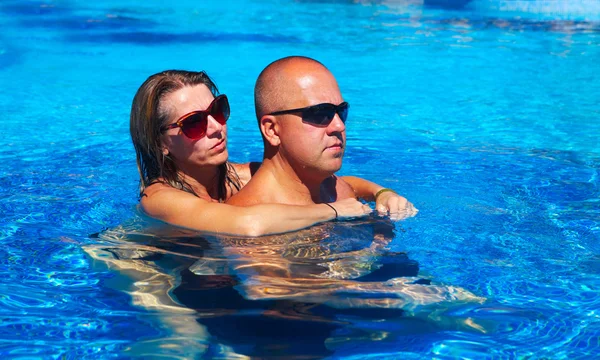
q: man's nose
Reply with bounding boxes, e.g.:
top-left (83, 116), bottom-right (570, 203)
top-left (327, 113), bottom-right (345, 134)
top-left (206, 115), bottom-right (224, 136)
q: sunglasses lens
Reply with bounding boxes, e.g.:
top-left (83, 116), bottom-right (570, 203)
top-left (211, 96), bottom-right (230, 125)
top-left (181, 113), bottom-right (207, 139)
top-left (304, 103), bottom-right (350, 125)
top-left (303, 106), bottom-right (335, 125)
top-left (338, 103), bottom-right (349, 123)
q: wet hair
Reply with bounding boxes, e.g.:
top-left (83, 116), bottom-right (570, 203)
top-left (130, 70), bottom-right (241, 201)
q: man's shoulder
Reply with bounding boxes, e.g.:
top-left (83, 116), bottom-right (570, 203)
top-left (226, 176), bottom-right (270, 206)
top-left (226, 188), bottom-right (252, 206)
top-left (320, 175), bottom-right (356, 202)
top-left (230, 162), bottom-right (262, 187)
top-left (333, 175), bottom-right (357, 199)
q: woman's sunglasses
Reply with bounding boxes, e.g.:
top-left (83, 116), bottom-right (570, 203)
top-left (268, 102), bottom-right (349, 126)
top-left (160, 94), bottom-right (230, 139)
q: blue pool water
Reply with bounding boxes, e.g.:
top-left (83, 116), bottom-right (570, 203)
top-left (1, 0), bottom-right (599, 358)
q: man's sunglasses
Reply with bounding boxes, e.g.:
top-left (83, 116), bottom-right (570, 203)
top-left (160, 94), bottom-right (230, 139)
top-left (268, 102), bottom-right (349, 125)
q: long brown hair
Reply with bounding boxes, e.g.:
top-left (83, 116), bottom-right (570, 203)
top-left (130, 70), bottom-right (241, 201)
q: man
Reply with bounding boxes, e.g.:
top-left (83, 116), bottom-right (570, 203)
top-left (228, 56), bottom-right (416, 217)
top-left (222, 59), bottom-right (480, 353)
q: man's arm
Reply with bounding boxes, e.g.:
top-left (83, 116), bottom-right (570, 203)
top-left (340, 176), bottom-right (418, 219)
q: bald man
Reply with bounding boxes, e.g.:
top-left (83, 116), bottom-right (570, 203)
top-left (219, 58), bottom-right (485, 317)
top-left (226, 57), bottom-right (352, 209)
top-left (228, 56), bottom-right (415, 216)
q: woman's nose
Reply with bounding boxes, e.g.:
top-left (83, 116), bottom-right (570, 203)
top-left (206, 115), bottom-right (225, 136)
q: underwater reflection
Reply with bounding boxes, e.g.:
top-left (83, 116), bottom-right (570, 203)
top-left (85, 215), bottom-right (484, 359)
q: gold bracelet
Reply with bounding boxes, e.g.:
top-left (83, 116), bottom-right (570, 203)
top-left (374, 188), bottom-right (396, 201)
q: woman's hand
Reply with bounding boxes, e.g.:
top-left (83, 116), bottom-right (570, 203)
top-left (327, 198), bottom-right (372, 220)
top-left (375, 191), bottom-right (418, 220)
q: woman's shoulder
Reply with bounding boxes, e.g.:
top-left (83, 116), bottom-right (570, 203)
top-left (141, 181), bottom-right (178, 198)
top-left (140, 182), bottom-right (212, 219)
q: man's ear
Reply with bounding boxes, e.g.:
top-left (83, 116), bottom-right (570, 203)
top-left (260, 115), bottom-right (280, 147)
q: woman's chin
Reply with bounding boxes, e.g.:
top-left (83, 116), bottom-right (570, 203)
top-left (214, 148), bottom-right (229, 165)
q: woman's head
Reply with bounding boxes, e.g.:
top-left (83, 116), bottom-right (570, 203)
top-left (130, 70), bottom-right (230, 196)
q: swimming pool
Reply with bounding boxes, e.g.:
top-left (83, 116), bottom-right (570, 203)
top-left (1, 0), bottom-right (599, 358)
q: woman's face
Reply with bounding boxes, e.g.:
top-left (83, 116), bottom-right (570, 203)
top-left (160, 84), bottom-right (229, 171)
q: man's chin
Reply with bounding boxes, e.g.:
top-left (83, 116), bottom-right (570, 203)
top-left (322, 160), bottom-right (343, 174)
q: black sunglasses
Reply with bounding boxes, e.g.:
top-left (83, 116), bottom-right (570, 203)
top-left (268, 102), bottom-right (349, 125)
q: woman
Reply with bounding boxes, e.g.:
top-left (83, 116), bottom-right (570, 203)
top-left (130, 70), bottom-right (413, 236)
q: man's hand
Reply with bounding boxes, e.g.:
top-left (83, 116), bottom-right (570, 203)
top-left (375, 191), bottom-right (418, 220)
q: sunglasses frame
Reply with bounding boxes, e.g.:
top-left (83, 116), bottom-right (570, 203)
top-left (160, 94), bottom-right (229, 139)
top-left (268, 101), bottom-right (349, 125)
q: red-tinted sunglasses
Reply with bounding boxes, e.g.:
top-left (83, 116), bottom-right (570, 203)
top-left (160, 94), bottom-right (230, 139)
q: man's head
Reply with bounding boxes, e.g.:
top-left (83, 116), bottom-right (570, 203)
top-left (254, 56), bottom-right (348, 179)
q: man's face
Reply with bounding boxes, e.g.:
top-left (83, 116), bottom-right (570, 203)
top-left (276, 68), bottom-right (346, 178)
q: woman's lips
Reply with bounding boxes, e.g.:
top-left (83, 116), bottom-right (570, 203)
top-left (211, 139), bottom-right (226, 151)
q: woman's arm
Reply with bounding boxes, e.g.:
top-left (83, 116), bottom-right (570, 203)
top-left (141, 185), bottom-right (371, 237)
top-left (341, 176), bottom-right (418, 218)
